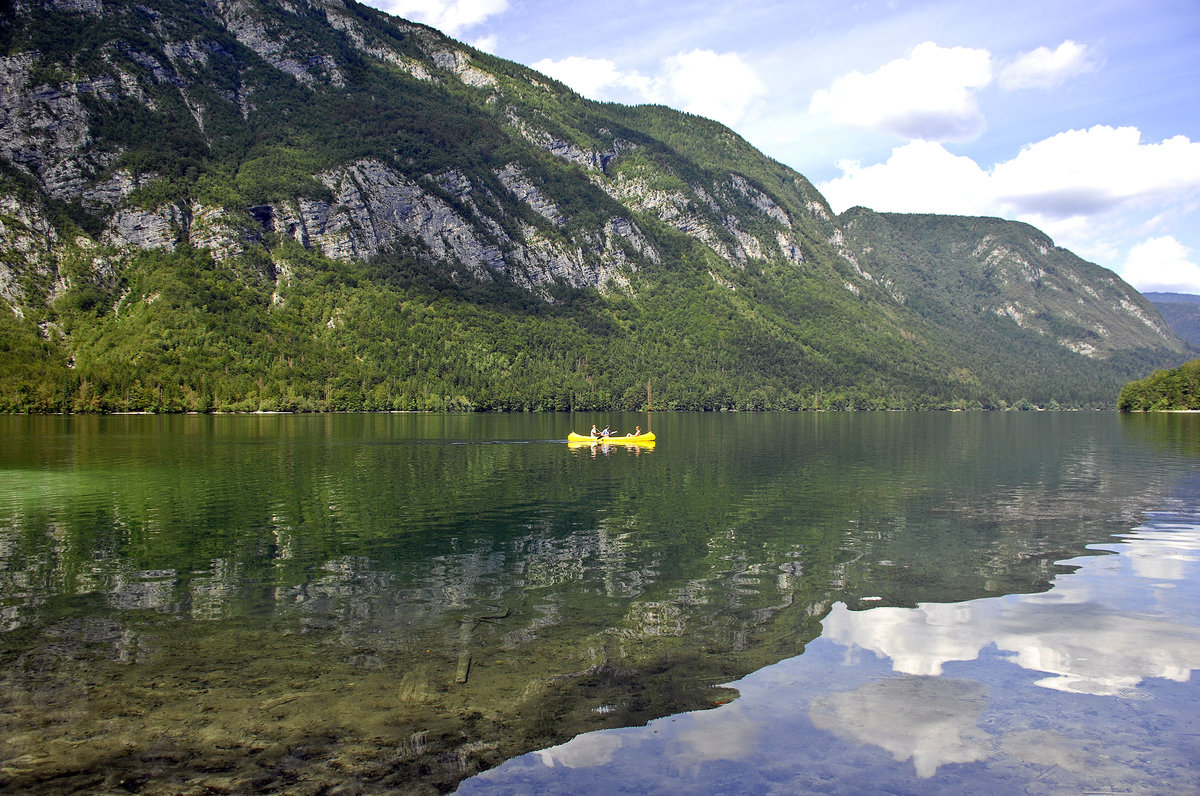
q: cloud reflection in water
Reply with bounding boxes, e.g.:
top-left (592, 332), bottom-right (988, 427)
top-left (462, 509), bottom-right (1200, 793)
top-left (823, 523), bottom-right (1200, 698)
top-left (809, 678), bottom-right (992, 777)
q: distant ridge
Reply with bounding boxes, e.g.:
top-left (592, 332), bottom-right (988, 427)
top-left (1144, 292), bottom-right (1200, 306)
top-left (1143, 293), bottom-right (1200, 348)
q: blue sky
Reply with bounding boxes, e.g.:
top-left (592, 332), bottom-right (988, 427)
top-left (362, 0), bottom-right (1200, 294)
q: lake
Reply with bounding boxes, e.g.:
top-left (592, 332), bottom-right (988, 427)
top-left (1, 412), bottom-right (1197, 794)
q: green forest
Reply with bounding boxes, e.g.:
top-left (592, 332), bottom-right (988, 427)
top-left (0, 238), bottom-right (988, 413)
top-left (1118, 358), bottom-right (1200, 411)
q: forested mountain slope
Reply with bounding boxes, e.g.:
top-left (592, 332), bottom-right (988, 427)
top-left (0, 0), bottom-right (1187, 411)
top-left (836, 209), bottom-right (1187, 406)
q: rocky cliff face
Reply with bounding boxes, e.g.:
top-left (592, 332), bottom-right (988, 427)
top-left (0, 0), bottom-right (670, 295)
top-left (0, 0), bottom-right (823, 311)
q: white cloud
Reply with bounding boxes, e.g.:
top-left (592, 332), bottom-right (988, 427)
top-left (809, 42), bottom-right (992, 142)
top-left (658, 49), bottom-right (767, 126)
top-left (533, 49), bottom-right (767, 128)
top-left (373, 0), bottom-right (508, 37)
top-left (818, 140), bottom-right (993, 216)
top-left (991, 126), bottom-right (1200, 218)
top-left (1122, 236), bottom-right (1200, 293)
top-left (999, 40), bottom-right (1100, 90)
top-left (470, 33), bottom-right (500, 54)
top-left (531, 55), bottom-right (655, 101)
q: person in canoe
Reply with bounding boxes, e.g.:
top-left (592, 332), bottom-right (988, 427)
top-left (590, 424), bottom-right (600, 439)
top-left (601, 424), bottom-right (612, 438)
top-left (625, 426), bottom-right (642, 437)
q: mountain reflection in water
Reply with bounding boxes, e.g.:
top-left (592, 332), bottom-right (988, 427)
top-left (463, 488), bottom-right (1200, 794)
top-left (0, 413), bottom-right (1196, 794)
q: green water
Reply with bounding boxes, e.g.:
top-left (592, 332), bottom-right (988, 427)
top-left (0, 412), bottom-right (1195, 794)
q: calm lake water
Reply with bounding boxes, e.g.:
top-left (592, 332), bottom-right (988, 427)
top-left (1, 412), bottom-right (1197, 794)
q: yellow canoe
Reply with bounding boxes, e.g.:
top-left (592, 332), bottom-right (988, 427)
top-left (567, 431), bottom-right (656, 444)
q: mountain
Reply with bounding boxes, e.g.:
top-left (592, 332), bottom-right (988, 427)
top-left (0, 0), bottom-right (1188, 412)
top-left (1143, 292), bottom-right (1200, 348)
